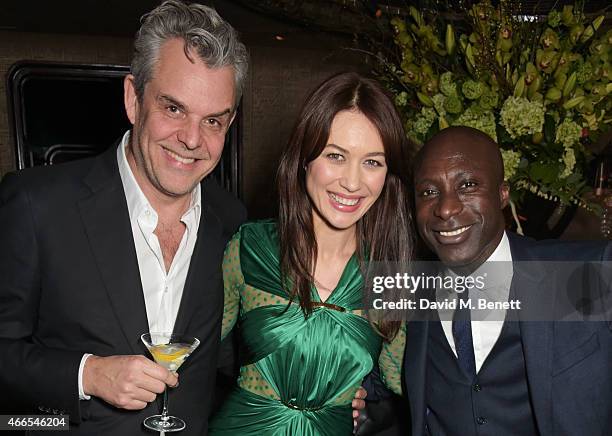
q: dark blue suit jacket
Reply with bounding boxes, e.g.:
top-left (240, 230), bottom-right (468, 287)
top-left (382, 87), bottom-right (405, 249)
top-left (402, 232), bottom-right (612, 436)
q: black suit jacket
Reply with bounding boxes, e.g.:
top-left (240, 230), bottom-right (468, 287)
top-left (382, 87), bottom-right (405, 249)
top-left (0, 145), bottom-right (246, 435)
top-left (403, 232), bottom-right (612, 436)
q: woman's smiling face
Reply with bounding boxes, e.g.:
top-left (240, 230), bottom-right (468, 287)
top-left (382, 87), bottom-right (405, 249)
top-left (306, 110), bottom-right (387, 232)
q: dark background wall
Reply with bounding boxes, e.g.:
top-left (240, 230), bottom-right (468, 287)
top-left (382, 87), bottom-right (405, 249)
top-left (0, 0), bottom-right (369, 218)
top-left (0, 32), bottom-right (133, 178)
top-left (3, 0), bottom-right (609, 236)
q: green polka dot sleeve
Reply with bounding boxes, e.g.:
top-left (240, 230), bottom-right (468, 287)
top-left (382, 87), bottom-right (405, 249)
top-left (242, 283), bottom-right (289, 312)
top-left (221, 233), bottom-right (242, 340)
top-left (378, 323), bottom-right (406, 395)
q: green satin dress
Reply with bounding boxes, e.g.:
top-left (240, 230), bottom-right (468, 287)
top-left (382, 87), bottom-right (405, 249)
top-left (209, 221), bottom-right (404, 436)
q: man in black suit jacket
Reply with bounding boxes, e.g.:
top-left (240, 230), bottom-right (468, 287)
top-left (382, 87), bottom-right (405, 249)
top-left (0, 1), bottom-right (248, 434)
top-left (402, 126), bottom-right (612, 435)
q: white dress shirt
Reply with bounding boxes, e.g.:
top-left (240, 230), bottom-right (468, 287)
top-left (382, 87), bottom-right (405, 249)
top-left (78, 131), bottom-right (201, 400)
top-left (438, 232), bottom-right (513, 373)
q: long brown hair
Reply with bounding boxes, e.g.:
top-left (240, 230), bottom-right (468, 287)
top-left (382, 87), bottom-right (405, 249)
top-left (276, 72), bottom-right (415, 340)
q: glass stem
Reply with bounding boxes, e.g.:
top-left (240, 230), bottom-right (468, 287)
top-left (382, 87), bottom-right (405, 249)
top-left (161, 386), bottom-right (169, 422)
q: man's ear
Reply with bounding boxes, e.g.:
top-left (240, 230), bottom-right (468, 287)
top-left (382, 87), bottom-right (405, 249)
top-left (499, 182), bottom-right (510, 209)
top-left (124, 74), bottom-right (138, 125)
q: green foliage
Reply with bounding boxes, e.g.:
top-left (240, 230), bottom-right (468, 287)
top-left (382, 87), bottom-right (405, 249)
top-left (372, 0), bottom-right (611, 207)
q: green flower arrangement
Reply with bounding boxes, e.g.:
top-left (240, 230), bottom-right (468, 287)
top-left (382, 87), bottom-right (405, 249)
top-left (373, 1), bottom-right (611, 207)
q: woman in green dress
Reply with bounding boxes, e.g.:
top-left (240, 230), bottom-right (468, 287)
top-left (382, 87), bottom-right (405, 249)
top-left (209, 72), bottom-right (414, 435)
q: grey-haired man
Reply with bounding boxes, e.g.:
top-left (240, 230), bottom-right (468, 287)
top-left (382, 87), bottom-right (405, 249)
top-left (0, 1), bottom-right (248, 434)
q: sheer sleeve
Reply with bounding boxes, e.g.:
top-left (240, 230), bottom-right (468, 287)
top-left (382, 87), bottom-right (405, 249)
top-left (221, 232), bottom-right (243, 340)
top-left (378, 323), bottom-right (406, 395)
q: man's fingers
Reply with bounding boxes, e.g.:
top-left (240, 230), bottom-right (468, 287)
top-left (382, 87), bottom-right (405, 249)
top-left (123, 398), bottom-right (150, 411)
top-left (84, 354), bottom-right (173, 410)
top-left (168, 374), bottom-right (180, 388)
top-left (141, 359), bottom-right (178, 387)
top-left (351, 386), bottom-right (367, 412)
top-left (136, 374), bottom-right (167, 395)
top-left (352, 399), bottom-right (366, 410)
top-left (140, 357), bottom-right (169, 379)
top-left (165, 371), bottom-right (179, 387)
top-left (356, 386), bottom-right (367, 400)
top-left (131, 386), bottom-right (158, 404)
top-left (107, 384), bottom-right (157, 409)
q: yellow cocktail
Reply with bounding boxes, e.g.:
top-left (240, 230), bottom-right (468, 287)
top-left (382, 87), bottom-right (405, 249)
top-left (148, 343), bottom-right (192, 371)
top-left (141, 333), bottom-right (200, 432)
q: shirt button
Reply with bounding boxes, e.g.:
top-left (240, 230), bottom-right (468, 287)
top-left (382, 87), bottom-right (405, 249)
top-left (164, 287), bottom-right (168, 293)
top-left (477, 417), bottom-right (487, 425)
top-left (473, 384), bottom-right (482, 392)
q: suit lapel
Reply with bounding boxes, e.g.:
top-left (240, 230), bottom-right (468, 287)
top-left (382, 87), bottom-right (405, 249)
top-left (78, 147), bottom-right (149, 354)
top-left (405, 316), bottom-right (430, 435)
top-left (517, 276), bottom-right (554, 436)
top-left (508, 233), bottom-right (553, 436)
top-left (172, 182), bottom-right (224, 336)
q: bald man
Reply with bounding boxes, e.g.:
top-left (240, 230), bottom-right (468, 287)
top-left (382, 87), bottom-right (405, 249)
top-left (400, 127), bottom-right (612, 436)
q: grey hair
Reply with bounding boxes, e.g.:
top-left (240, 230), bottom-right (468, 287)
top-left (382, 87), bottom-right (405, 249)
top-left (131, 0), bottom-right (249, 108)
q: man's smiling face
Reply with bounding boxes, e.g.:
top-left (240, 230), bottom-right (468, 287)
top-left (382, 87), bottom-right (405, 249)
top-left (414, 131), bottom-right (509, 269)
top-left (124, 38), bottom-right (236, 202)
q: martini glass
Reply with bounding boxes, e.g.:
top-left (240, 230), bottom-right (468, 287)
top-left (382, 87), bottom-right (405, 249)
top-left (141, 332), bottom-right (200, 432)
